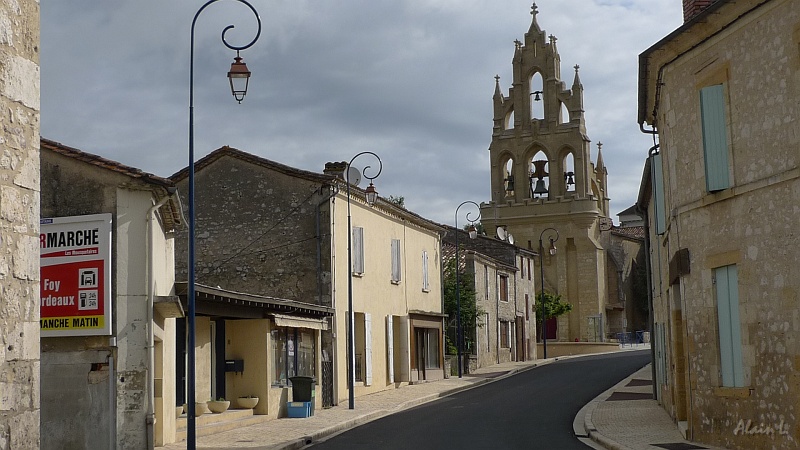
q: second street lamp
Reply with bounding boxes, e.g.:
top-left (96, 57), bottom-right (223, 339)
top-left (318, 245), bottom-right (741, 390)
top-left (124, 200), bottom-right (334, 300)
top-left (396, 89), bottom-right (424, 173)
top-left (186, 1), bottom-right (260, 448)
top-left (454, 201), bottom-right (480, 378)
top-left (345, 151), bottom-right (382, 409)
top-left (538, 227), bottom-right (559, 360)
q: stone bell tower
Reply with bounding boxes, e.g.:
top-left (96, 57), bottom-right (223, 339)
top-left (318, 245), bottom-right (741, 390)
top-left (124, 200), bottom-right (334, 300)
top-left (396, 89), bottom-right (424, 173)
top-left (480, 3), bottom-right (611, 343)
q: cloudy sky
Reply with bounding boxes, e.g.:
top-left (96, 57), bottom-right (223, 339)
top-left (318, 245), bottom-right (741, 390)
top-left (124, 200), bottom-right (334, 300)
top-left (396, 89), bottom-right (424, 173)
top-left (41, 0), bottom-right (682, 225)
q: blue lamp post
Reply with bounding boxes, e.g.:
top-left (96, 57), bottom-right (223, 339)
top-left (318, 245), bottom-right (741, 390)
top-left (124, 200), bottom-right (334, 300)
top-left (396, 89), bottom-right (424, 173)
top-left (454, 201), bottom-right (480, 378)
top-left (345, 152), bottom-right (382, 409)
top-left (187, 1), bottom-right (260, 448)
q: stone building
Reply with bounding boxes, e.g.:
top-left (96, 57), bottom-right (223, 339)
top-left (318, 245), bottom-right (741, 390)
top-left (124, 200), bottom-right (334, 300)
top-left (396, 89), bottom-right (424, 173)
top-left (0, 1), bottom-right (40, 448)
top-left (638, 0), bottom-right (800, 447)
top-left (479, 4), bottom-right (617, 343)
top-left (171, 147), bottom-right (445, 416)
top-left (441, 228), bottom-right (537, 371)
top-left (40, 139), bottom-right (182, 448)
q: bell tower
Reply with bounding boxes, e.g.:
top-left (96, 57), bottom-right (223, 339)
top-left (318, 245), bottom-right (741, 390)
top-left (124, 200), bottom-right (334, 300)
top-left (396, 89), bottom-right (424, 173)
top-left (480, 3), bottom-right (611, 343)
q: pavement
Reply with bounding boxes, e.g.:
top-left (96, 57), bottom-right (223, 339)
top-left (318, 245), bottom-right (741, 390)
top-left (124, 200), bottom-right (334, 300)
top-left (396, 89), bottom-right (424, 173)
top-left (163, 345), bottom-right (723, 450)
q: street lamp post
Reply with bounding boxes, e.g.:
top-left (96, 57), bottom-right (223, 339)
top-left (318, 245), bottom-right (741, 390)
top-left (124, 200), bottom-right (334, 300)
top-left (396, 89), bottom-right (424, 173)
top-left (187, 2), bottom-right (260, 448)
top-left (538, 227), bottom-right (559, 360)
top-left (345, 152), bottom-right (382, 409)
top-left (454, 201), bottom-right (480, 378)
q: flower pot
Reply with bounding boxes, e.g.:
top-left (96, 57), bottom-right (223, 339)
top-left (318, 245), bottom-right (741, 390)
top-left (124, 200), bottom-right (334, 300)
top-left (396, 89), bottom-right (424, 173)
top-left (207, 400), bottom-right (230, 414)
top-left (182, 402), bottom-right (210, 415)
top-left (175, 406), bottom-right (184, 419)
top-left (237, 397), bottom-right (259, 409)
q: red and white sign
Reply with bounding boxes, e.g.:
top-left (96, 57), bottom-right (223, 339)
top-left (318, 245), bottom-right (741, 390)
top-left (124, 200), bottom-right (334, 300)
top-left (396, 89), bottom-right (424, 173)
top-left (40, 214), bottom-right (112, 337)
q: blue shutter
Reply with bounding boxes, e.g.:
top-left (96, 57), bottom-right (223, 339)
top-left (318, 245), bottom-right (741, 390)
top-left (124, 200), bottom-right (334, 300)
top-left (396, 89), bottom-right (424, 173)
top-left (651, 153), bottom-right (667, 235)
top-left (715, 265), bottom-right (744, 387)
top-left (700, 85), bottom-right (731, 191)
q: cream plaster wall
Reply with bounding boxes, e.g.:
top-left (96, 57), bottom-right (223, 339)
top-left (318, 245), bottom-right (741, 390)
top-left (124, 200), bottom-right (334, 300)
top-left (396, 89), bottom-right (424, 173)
top-left (330, 193), bottom-right (442, 403)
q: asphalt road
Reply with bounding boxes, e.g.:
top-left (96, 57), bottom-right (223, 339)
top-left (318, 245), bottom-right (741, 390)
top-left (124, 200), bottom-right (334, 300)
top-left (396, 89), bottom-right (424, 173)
top-left (307, 350), bottom-right (651, 450)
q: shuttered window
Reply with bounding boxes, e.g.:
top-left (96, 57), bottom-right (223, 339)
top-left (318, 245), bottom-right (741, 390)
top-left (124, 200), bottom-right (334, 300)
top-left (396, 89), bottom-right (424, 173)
top-left (651, 153), bottom-right (667, 235)
top-left (391, 239), bottom-right (401, 283)
top-left (499, 275), bottom-right (509, 302)
top-left (700, 84), bottom-right (731, 192)
top-left (353, 227), bottom-right (364, 274)
top-left (715, 264), bottom-right (744, 387)
top-left (421, 250), bottom-right (429, 291)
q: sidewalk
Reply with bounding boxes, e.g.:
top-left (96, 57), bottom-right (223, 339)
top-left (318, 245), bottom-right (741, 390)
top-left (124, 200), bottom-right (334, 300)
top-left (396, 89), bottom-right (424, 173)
top-left (162, 345), bottom-right (715, 450)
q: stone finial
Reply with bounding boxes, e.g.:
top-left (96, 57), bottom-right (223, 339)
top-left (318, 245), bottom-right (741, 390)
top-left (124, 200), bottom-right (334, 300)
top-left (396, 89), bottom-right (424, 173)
top-left (549, 34), bottom-right (557, 45)
top-left (531, 3), bottom-right (538, 17)
top-left (514, 39), bottom-right (522, 49)
top-left (574, 64), bottom-right (580, 73)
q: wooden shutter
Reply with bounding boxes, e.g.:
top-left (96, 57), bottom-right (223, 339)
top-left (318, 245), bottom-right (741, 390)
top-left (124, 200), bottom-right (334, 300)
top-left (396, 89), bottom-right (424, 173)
top-left (391, 239), bottom-right (401, 282)
top-left (353, 227), bottom-right (364, 274)
top-left (715, 265), bottom-right (744, 387)
top-left (651, 153), bottom-right (667, 235)
top-left (422, 250), bottom-right (429, 290)
top-left (364, 313), bottom-right (372, 386)
top-left (386, 315), bottom-right (394, 384)
top-left (700, 84), bottom-right (731, 191)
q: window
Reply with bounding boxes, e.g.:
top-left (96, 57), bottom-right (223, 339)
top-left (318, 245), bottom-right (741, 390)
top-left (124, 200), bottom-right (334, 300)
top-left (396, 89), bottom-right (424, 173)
top-left (520, 256), bottom-right (524, 279)
top-left (484, 265), bottom-right (490, 301)
top-left (525, 294), bottom-right (529, 321)
top-left (500, 321), bottom-right (510, 348)
top-left (499, 275), bottom-right (509, 302)
top-left (715, 264), bottom-right (744, 387)
top-left (391, 239), bottom-right (401, 283)
top-left (422, 328), bottom-right (440, 369)
top-left (421, 250), bottom-right (429, 291)
top-left (700, 84), bottom-right (731, 191)
top-left (527, 259), bottom-right (531, 280)
top-left (353, 227), bottom-right (364, 274)
top-left (271, 327), bottom-right (315, 387)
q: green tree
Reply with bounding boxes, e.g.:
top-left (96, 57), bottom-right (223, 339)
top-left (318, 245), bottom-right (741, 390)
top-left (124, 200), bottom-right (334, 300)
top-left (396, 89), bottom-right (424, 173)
top-left (443, 255), bottom-right (484, 355)
top-left (534, 291), bottom-right (572, 339)
top-left (387, 195), bottom-right (405, 208)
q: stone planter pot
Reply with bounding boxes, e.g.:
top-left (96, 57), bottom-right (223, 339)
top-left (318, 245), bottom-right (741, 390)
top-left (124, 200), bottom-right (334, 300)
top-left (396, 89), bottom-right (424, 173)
top-left (237, 397), bottom-right (259, 409)
top-left (183, 402), bottom-right (210, 415)
top-left (175, 406), bottom-right (184, 419)
top-left (207, 400), bottom-right (230, 414)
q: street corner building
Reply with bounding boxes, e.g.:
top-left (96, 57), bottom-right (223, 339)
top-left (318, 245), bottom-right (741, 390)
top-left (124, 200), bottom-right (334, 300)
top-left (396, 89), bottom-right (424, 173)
top-left (638, 0), bottom-right (800, 448)
top-left (39, 139), bottom-right (183, 448)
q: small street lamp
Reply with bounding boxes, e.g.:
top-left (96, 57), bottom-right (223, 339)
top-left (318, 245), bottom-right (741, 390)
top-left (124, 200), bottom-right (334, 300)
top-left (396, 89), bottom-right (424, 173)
top-left (538, 227), bottom-right (559, 360)
top-left (186, 1), bottom-right (260, 448)
top-left (454, 201), bottom-right (480, 378)
top-left (345, 152), bottom-right (382, 409)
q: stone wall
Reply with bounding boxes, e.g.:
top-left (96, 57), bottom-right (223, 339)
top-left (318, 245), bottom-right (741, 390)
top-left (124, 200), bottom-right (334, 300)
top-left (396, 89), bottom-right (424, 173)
top-left (0, 0), bottom-right (40, 448)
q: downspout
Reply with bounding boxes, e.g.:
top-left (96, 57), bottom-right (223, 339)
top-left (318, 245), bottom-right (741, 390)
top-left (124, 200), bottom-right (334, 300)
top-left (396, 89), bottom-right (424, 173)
top-left (146, 187), bottom-right (177, 450)
top-left (638, 144), bottom-right (659, 399)
top-left (316, 184), bottom-right (339, 305)
top-left (496, 271), bottom-right (500, 365)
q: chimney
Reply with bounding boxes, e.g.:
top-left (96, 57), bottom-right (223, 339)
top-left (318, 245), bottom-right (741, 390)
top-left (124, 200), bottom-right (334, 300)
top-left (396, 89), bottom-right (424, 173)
top-left (324, 161), bottom-right (348, 179)
top-left (683, 0), bottom-right (717, 22)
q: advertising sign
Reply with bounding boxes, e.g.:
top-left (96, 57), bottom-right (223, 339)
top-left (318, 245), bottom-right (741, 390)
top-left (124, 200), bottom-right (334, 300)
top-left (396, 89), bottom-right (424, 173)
top-left (40, 214), bottom-right (112, 337)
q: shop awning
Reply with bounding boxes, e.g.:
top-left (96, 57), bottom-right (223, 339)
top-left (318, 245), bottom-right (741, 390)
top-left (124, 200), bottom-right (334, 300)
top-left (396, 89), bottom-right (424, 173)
top-left (273, 314), bottom-right (328, 330)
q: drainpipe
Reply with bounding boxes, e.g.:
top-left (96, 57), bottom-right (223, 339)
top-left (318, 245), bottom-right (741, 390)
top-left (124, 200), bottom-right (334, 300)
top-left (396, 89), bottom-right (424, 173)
top-left (637, 144), bottom-right (659, 399)
top-left (146, 187), bottom-right (177, 450)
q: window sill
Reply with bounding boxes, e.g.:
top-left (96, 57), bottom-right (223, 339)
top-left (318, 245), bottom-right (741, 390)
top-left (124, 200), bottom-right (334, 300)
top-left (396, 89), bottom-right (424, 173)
top-left (421, 288), bottom-right (430, 293)
top-left (713, 386), bottom-right (751, 398)
top-left (391, 280), bottom-right (401, 285)
top-left (353, 272), bottom-right (364, 278)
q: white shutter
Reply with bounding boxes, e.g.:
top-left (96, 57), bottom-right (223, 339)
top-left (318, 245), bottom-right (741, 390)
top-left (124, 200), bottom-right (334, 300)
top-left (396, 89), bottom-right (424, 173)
top-left (422, 250), bottom-right (429, 290)
top-left (353, 227), bottom-right (364, 274)
top-left (391, 239), bottom-right (401, 282)
top-left (364, 313), bottom-right (373, 386)
top-left (386, 315), bottom-right (394, 384)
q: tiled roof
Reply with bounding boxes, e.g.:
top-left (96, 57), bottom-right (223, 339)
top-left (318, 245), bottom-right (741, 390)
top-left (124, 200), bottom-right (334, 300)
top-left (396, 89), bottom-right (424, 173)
top-left (41, 138), bottom-right (181, 231)
top-left (611, 226), bottom-right (645, 240)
